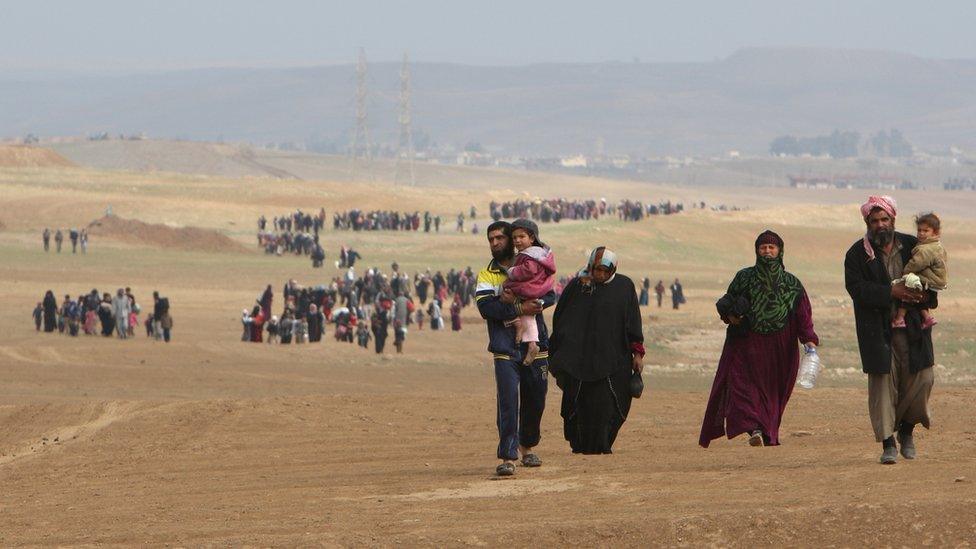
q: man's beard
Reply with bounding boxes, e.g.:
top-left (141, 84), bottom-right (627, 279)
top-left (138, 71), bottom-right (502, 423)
top-left (870, 227), bottom-right (894, 247)
top-left (491, 242), bottom-right (515, 262)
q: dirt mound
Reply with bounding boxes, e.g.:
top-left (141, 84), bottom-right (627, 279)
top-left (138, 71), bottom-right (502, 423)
top-left (0, 145), bottom-right (74, 168)
top-left (87, 215), bottom-right (248, 253)
top-left (50, 140), bottom-right (296, 178)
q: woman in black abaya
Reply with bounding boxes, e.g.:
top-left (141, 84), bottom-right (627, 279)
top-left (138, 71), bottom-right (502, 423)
top-left (98, 292), bottom-right (115, 337)
top-left (42, 290), bottom-right (58, 332)
top-left (549, 247), bottom-right (645, 454)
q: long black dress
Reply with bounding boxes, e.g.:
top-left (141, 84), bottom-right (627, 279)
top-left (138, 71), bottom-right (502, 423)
top-left (98, 302), bottom-right (114, 336)
top-left (549, 274), bottom-right (644, 454)
top-left (307, 312), bottom-right (324, 342)
top-left (372, 312), bottom-right (389, 354)
top-left (42, 292), bottom-right (58, 332)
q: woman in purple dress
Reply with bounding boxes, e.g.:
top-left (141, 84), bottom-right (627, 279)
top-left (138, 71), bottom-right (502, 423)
top-left (450, 294), bottom-right (462, 331)
top-left (699, 231), bottom-right (819, 448)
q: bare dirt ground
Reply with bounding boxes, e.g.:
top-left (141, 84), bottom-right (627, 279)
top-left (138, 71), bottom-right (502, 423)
top-left (86, 214), bottom-right (250, 253)
top-left (1, 164), bottom-right (975, 546)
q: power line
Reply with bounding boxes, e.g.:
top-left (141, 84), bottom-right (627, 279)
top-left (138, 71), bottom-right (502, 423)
top-left (349, 47), bottom-right (373, 181)
top-left (395, 52), bottom-right (416, 187)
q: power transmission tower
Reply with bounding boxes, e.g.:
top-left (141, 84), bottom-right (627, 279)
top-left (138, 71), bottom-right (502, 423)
top-left (349, 48), bottom-right (373, 180)
top-left (395, 53), bottom-right (416, 186)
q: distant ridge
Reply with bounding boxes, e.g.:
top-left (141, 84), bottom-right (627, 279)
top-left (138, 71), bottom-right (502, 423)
top-left (0, 145), bottom-right (74, 168)
top-left (3, 48), bottom-right (975, 155)
top-left (50, 140), bottom-right (298, 179)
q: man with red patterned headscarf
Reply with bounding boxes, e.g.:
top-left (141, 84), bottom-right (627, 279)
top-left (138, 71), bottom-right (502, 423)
top-left (845, 196), bottom-right (936, 465)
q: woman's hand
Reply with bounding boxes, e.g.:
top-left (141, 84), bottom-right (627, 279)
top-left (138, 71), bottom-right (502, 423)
top-left (727, 314), bottom-right (742, 326)
top-left (632, 353), bottom-right (643, 374)
top-left (803, 341), bottom-right (817, 349)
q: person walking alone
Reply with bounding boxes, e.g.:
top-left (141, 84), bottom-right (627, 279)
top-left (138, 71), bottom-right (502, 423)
top-left (655, 280), bottom-right (665, 308)
top-left (670, 278), bottom-right (685, 310)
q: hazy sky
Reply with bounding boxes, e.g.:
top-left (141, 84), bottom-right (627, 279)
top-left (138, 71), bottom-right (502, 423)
top-left (2, 0), bottom-right (975, 70)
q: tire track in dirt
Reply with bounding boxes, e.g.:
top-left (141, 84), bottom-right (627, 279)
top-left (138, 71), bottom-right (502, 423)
top-left (0, 401), bottom-right (153, 468)
top-left (0, 345), bottom-right (73, 367)
top-left (233, 150), bottom-right (301, 180)
top-left (0, 345), bottom-right (45, 366)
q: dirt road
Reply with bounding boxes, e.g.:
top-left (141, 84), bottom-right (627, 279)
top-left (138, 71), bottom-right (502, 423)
top-left (1, 328), bottom-right (974, 546)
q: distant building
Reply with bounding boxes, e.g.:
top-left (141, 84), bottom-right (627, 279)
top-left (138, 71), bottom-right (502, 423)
top-left (944, 177), bottom-right (976, 191)
top-left (560, 155), bottom-right (588, 168)
top-left (789, 174), bottom-right (916, 190)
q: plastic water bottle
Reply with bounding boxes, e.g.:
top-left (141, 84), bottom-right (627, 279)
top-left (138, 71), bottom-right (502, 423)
top-left (798, 345), bottom-right (821, 389)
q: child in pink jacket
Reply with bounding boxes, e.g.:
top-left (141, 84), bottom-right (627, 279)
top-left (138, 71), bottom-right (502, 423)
top-left (505, 219), bottom-right (556, 365)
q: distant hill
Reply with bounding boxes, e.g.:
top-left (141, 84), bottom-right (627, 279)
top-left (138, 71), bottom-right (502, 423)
top-left (50, 140), bottom-right (296, 178)
top-left (4, 48), bottom-right (976, 155)
top-left (0, 145), bottom-right (73, 168)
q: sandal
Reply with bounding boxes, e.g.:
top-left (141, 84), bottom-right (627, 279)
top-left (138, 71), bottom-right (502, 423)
top-left (495, 462), bottom-right (515, 476)
top-left (521, 454), bottom-right (542, 467)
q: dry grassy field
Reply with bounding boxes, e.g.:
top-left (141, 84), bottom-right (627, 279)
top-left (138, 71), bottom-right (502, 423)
top-left (1, 162), bottom-right (975, 545)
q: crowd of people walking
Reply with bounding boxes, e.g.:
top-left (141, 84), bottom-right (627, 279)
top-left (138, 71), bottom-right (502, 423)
top-left (473, 194), bottom-right (942, 477)
top-left (34, 288), bottom-right (172, 341)
top-left (31, 192), bottom-right (945, 476)
top-left (241, 261), bottom-right (481, 353)
top-left (489, 198), bottom-right (686, 224)
top-left (333, 210), bottom-right (441, 232)
top-left (256, 211), bottom-right (326, 264)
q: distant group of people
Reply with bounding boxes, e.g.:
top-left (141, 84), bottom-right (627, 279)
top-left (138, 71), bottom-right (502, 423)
top-left (258, 209), bottom-right (458, 235)
top-left (260, 210), bottom-right (326, 234)
top-left (241, 260), bottom-right (481, 353)
top-left (620, 199), bottom-right (685, 219)
top-left (333, 210), bottom-right (442, 232)
top-left (34, 288), bottom-right (171, 341)
top-left (256, 211), bottom-right (326, 265)
top-left (638, 277), bottom-right (685, 309)
top-left (488, 198), bottom-right (686, 224)
top-left (42, 228), bottom-right (89, 254)
top-left (257, 230), bottom-right (323, 258)
top-left (490, 198), bottom-right (602, 223)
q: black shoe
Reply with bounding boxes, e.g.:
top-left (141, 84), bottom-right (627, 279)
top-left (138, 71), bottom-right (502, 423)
top-left (880, 445), bottom-right (898, 464)
top-left (520, 454), bottom-right (542, 467)
top-left (898, 433), bottom-right (916, 460)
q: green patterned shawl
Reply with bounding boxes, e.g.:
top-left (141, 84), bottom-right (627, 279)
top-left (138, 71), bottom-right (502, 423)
top-left (727, 251), bottom-right (803, 334)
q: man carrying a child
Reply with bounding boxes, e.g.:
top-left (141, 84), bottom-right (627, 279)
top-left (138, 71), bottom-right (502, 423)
top-left (476, 220), bottom-right (556, 477)
top-left (845, 196), bottom-right (939, 465)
